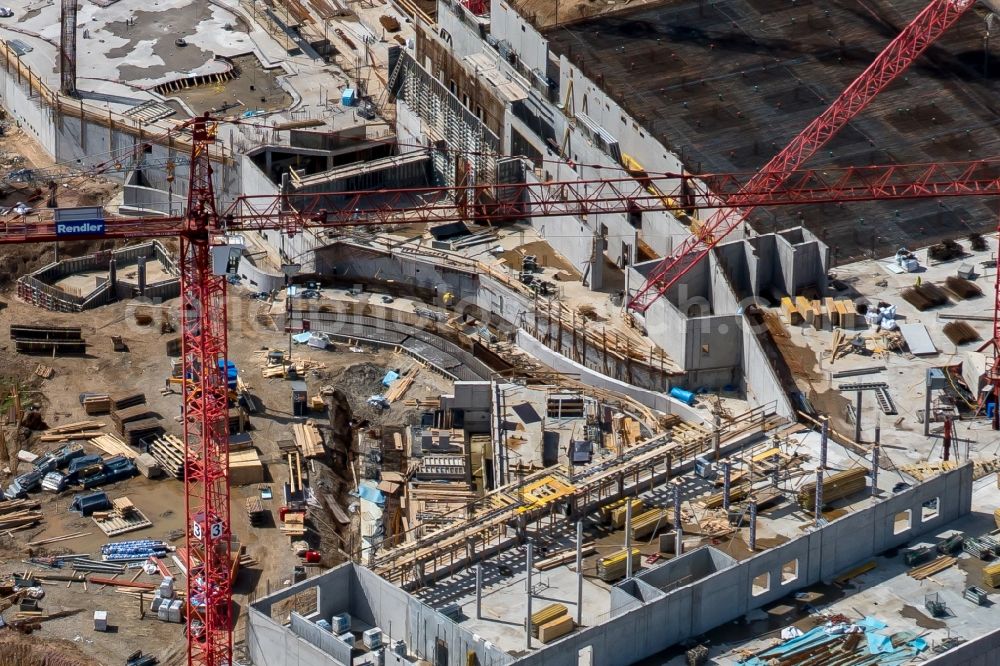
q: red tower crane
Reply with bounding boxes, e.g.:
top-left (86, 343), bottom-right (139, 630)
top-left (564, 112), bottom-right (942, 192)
top-left (0, 0), bottom-right (991, 661)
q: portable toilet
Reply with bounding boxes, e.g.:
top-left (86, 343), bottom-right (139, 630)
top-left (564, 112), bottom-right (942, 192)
top-left (341, 88), bottom-right (357, 106)
top-left (291, 381), bottom-right (308, 416)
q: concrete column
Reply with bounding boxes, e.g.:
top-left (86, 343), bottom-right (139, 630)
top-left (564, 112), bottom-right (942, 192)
top-left (476, 564), bottom-right (482, 620)
top-left (624, 500), bottom-right (633, 579)
top-left (673, 485), bottom-right (682, 556)
top-left (526, 541), bottom-right (533, 651)
top-left (819, 416), bottom-right (829, 471)
top-left (108, 258), bottom-right (117, 299)
top-left (749, 499), bottom-right (757, 551)
top-left (814, 468), bottom-right (824, 526)
top-left (722, 460), bottom-right (732, 511)
top-left (924, 381), bottom-right (932, 437)
top-left (137, 256), bottom-right (146, 297)
top-left (713, 412), bottom-right (721, 460)
top-left (872, 423), bottom-right (881, 499)
top-left (576, 520), bottom-right (583, 626)
top-left (855, 391), bottom-right (863, 442)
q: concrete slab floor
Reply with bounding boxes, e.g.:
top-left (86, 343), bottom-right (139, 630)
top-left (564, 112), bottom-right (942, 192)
top-left (772, 232), bottom-right (1000, 467)
top-left (690, 474), bottom-right (1000, 665)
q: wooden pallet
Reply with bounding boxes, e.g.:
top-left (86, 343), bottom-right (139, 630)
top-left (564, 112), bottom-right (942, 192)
top-left (149, 434), bottom-right (185, 478)
top-left (93, 498), bottom-right (152, 536)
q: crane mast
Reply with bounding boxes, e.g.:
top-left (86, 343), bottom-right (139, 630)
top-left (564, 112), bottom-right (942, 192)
top-left (179, 117), bottom-right (233, 666)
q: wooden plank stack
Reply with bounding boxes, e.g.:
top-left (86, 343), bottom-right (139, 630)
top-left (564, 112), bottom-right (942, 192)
top-left (111, 405), bottom-right (153, 434)
top-left (149, 434), bottom-right (185, 478)
top-left (530, 604), bottom-right (567, 637)
top-left (39, 421), bottom-right (105, 442)
top-left (83, 394), bottom-right (111, 415)
top-left (122, 418), bottom-right (162, 446)
top-left (702, 483), bottom-right (749, 510)
top-left (630, 508), bottom-right (669, 540)
top-left (798, 467), bottom-right (868, 513)
top-left (384, 374), bottom-right (415, 403)
top-left (292, 421), bottom-right (325, 458)
top-left (597, 548), bottom-right (642, 582)
top-left (601, 498), bottom-right (645, 528)
top-left (91, 433), bottom-right (137, 460)
top-left (779, 299), bottom-right (858, 329)
top-left (908, 556), bottom-right (956, 580)
top-left (109, 391), bottom-right (145, 411)
top-left (983, 561), bottom-right (1000, 588)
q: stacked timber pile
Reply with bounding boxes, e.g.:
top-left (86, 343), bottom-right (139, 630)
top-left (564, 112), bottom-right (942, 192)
top-left (531, 604), bottom-right (574, 642)
top-left (109, 391), bottom-right (145, 411)
top-left (702, 483), bottom-right (749, 509)
top-left (111, 405), bottom-right (154, 434)
top-left (91, 433), bottom-right (137, 460)
top-left (149, 434), bottom-right (185, 478)
top-left (534, 544), bottom-right (597, 571)
top-left (122, 418), bottom-right (162, 446)
top-left (630, 508), bottom-right (669, 540)
top-left (601, 498), bottom-right (645, 528)
top-left (292, 421), bottom-right (325, 458)
top-left (0, 498), bottom-right (43, 530)
top-left (908, 556), bottom-right (956, 580)
top-left (384, 371), bottom-right (416, 403)
top-left (10, 324), bottom-right (86, 355)
top-left (984, 561), bottom-right (1000, 588)
top-left (798, 467), bottom-right (867, 513)
top-left (39, 421), bottom-right (105, 442)
top-left (597, 548), bottom-right (641, 582)
top-left (780, 297), bottom-right (857, 329)
top-left (82, 393), bottom-right (111, 415)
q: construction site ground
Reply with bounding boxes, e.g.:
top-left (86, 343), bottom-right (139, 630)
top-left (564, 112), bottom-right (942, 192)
top-left (0, 286), bottom-right (450, 665)
top-left (768, 233), bottom-right (1000, 469)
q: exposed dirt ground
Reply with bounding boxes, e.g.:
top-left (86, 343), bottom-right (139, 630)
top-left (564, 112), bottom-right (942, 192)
top-left (0, 122), bottom-right (122, 287)
top-left (0, 281), bottom-right (449, 664)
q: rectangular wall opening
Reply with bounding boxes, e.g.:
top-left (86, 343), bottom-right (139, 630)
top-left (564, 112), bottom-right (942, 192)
top-left (751, 572), bottom-right (771, 597)
top-left (921, 497), bottom-right (940, 522)
top-left (781, 559), bottom-right (799, 585)
top-left (893, 509), bottom-right (913, 535)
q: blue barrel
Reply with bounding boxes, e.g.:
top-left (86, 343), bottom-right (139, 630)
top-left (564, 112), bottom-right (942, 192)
top-left (669, 387), bottom-right (696, 406)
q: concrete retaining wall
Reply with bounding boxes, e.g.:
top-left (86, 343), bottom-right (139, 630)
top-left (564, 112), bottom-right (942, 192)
top-left (249, 563), bottom-right (512, 666)
top-left (515, 329), bottom-right (704, 423)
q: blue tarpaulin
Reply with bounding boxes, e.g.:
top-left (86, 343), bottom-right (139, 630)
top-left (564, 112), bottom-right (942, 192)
top-left (358, 485), bottom-right (385, 506)
top-left (293, 332), bottom-right (312, 343)
top-left (382, 370), bottom-right (400, 386)
top-left (858, 617), bottom-right (888, 631)
top-left (867, 634), bottom-right (896, 654)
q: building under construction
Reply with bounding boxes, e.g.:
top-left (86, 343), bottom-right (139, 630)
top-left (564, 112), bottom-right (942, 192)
top-left (0, 0), bottom-right (999, 663)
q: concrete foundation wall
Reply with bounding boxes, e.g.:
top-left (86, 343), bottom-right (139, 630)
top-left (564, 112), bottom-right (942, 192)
top-left (741, 317), bottom-right (796, 420)
top-left (512, 463), bottom-right (974, 666)
top-left (924, 626), bottom-right (1000, 664)
top-left (250, 564), bottom-right (511, 666)
top-left (515, 330), bottom-right (703, 422)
